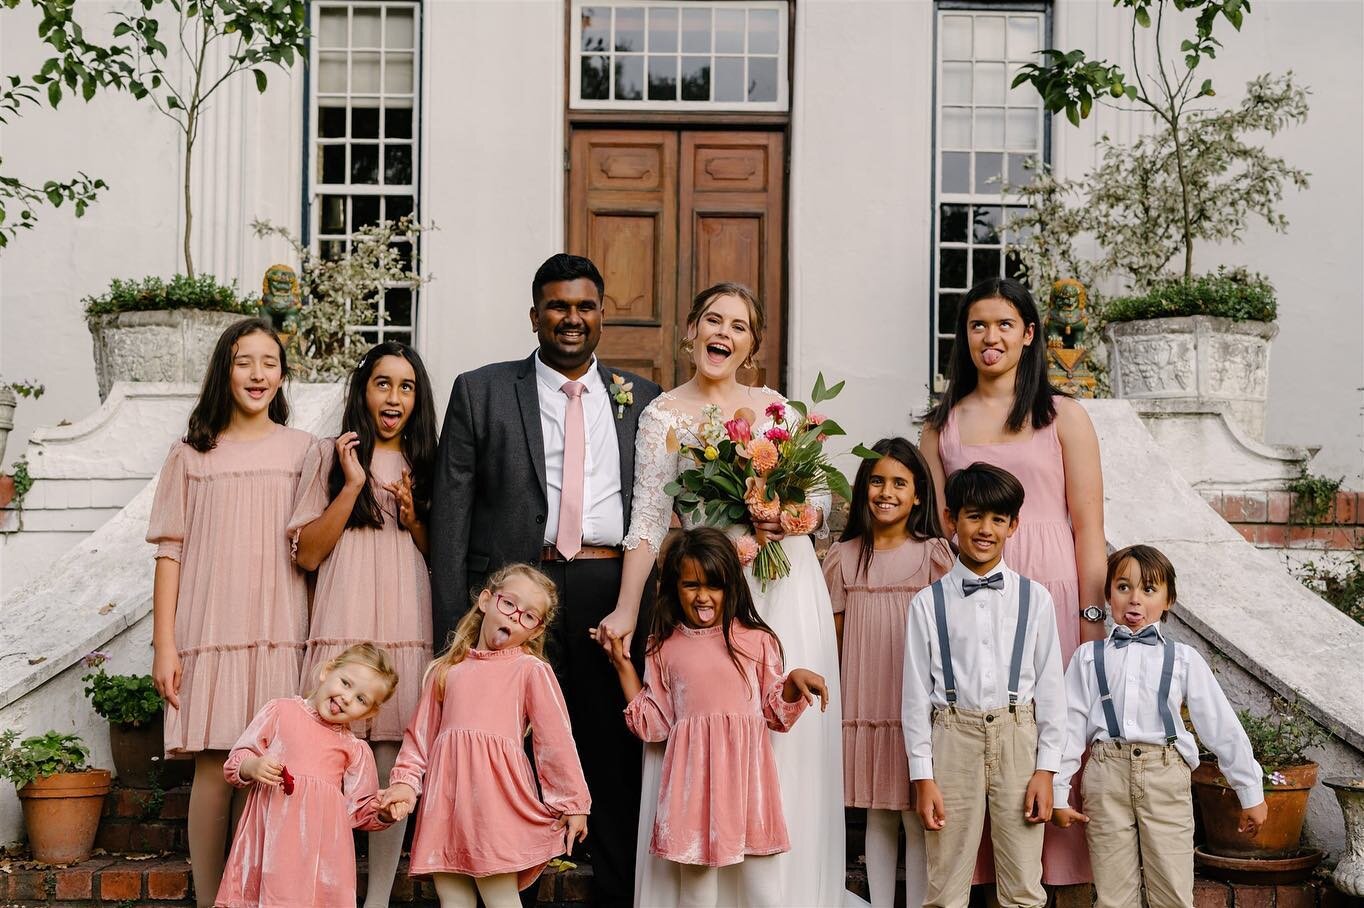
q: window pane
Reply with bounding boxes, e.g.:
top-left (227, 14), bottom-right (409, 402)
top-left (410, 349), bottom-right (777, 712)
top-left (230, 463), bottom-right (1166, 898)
top-left (974, 151), bottom-right (1002, 193)
top-left (1007, 16), bottom-right (1038, 60)
top-left (975, 108), bottom-right (1004, 148)
top-left (715, 8), bottom-right (745, 53)
top-left (1005, 249), bottom-right (1026, 279)
top-left (353, 107), bottom-right (379, 138)
top-left (353, 8), bottom-right (381, 47)
top-left (352, 52), bottom-right (380, 92)
top-left (681, 7), bottom-right (710, 52)
top-left (385, 288), bottom-right (413, 326)
top-left (352, 144), bottom-right (379, 183)
top-left (319, 9), bottom-right (347, 47)
top-left (321, 145), bottom-right (346, 184)
top-left (320, 52), bottom-right (347, 92)
top-left (648, 7), bottom-right (678, 53)
top-left (749, 9), bottom-right (779, 54)
top-left (974, 63), bottom-right (1005, 105)
top-left (941, 151), bottom-right (970, 193)
top-left (384, 106), bottom-right (412, 139)
top-left (748, 57), bottom-right (777, 102)
top-left (615, 6), bottom-right (644, 51)
top-left (353, 195), bottom-right (380, 228)
top-left (681, 56), bottom-right (711, 101)
top-left (972, 206), bottom-right (1002, 244)
top-left (386, 53), bottom-right (414, 93)
top-left (385, 145), bottom-right (413, 185)
top-left (942, 107), bottom-right (971, 148)
top-left (714, 56), bottom-right (744, 102)
top-left (941, 15), bottom-right (971, 60)
top-left (1006, 109), bottom-right (1037, 151)
top-left (942, 62), bottom-right (971, 105)
top-left (386, 8), bottom-right (415, 49)
top-left (648, 56), bottom-right (677, 100)
top-left (582, 54), bottom-right (610, 100)
top-left (938, 293), bottom-right (962, 334)
top-left (975, 15), bottom-right (1005, 58)
top-left (1006, 154), bottom-right (1033, 190)
top-left (939, 204), bottom-right (969, 243)
top-left (322, 240), bottom-right (346, 262)
top-left (385, 195), bottom-right (414, 221)
top-left (582, 6), bottom-right (610, 51)
top-left (972, 247), bottom-right (1002, 283)
top-left (940, 248), bottom-right (968, 289)
top-left (321, 195), bottom-right (347, 232)
top-left (938, 339), bottom-right (955, 373)
top-left (614, 55), bottom-right (644, 100)
top-left (319, 106), bottom-right (346, 138)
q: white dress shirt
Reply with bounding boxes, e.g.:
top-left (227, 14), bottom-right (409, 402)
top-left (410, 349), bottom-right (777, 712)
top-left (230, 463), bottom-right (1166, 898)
top-left (1054, 624), bottom-right (1265, 808)
top-left (901, 558), bottom-right (1067, 780)
top-left (534, 352), bottom-right (624, 547)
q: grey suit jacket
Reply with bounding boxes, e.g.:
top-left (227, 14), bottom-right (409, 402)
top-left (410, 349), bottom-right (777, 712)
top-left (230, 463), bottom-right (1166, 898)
top-left (428, 353), bottom-right (663, 648)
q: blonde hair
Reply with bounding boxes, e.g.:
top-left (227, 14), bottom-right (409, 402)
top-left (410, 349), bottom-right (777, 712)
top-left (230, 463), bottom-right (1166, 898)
top-left (318, 642), bottom-right (399, 709)
top-left (425, 563), bottom-right (559, 699)
top-left (685, 282), bottom-right (766, 365)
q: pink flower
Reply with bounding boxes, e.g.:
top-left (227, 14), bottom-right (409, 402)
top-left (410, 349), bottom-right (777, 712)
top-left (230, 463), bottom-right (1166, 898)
top-left (764, 426), bottom-right (791, 443)
top-left (806, 412), bottom-right (827, 426)
top-left (734, 534), bottom-right (760, 566)
top-left (744, 477), bottom-right (782, 523)
top-left (724, 417), bottom-right (752, 444)
top-left (780, 502), bottom-right (820, 536)
top-left (765, 401), bottom-right (786, 421)
top-left (746, 438), bottom-right (779, 474)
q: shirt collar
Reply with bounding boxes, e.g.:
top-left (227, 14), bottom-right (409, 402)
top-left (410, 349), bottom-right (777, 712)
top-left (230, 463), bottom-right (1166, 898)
top-left (535, 351), bottom-right (603, 395)
top-left (949, 556), bottom-right (1011, 589)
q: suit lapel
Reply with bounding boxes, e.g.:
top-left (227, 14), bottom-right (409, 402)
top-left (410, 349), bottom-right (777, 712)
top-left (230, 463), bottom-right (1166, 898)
top-left (515, 354), bottom-right (548, 500)
top-left (599, 363), bottom-right (636, 505)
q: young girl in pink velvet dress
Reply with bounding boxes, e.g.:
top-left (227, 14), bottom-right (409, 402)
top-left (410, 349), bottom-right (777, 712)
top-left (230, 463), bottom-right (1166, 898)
top-left (598, 527), bottom-right (829, 908)
top-left (379, 564), bottom-right (590, 908)
top-left (288, 341), bottom-right (437, 907)
top-left (823, 438), bottom-right (952, 908)
top-left (147, 318), bottom-right (314, 908)
top-left (215, 643), bottom-right (398, 907)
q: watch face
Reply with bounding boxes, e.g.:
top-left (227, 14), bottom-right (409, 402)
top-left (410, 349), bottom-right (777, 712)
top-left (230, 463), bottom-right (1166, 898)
top-left (1082, 606), bottom-right (1105, 622)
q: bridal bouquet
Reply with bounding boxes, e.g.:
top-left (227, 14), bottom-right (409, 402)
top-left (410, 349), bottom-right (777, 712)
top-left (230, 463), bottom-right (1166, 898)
top-left (664, 374), bottom-right (854, 588)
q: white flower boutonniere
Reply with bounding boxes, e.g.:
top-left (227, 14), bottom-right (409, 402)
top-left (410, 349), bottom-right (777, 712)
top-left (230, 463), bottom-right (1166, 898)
top-left (610, 373), bottom-right (634, 419)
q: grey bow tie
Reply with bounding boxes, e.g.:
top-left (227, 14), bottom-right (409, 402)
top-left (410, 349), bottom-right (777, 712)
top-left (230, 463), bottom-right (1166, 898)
top-left (1113, 625), bottom-right (1160, 648)
top-left (962, 572), bottom-right (1004, 596)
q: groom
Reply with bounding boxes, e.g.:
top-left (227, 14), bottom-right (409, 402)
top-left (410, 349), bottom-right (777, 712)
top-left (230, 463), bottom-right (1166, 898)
top-left (429, 253), bottom-right (662, 907)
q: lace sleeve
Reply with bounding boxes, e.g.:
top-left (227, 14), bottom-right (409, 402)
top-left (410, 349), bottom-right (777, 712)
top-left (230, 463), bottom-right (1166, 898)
top-left (623, 402), bottom-right (681, 553)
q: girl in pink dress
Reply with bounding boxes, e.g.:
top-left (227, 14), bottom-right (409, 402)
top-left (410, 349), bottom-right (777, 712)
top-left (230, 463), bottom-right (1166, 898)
top-left (379, 564), bottom-right (590, 908)
top-left (598, 527), bottom-right (829, 908)
top-left (289, 341), bottom-right (437, 907)
top-left (920, 277), bottom-right (1105, 889)
top-left (147, 318), bottom-right (314, 908)
top-left (823, 438), bottom-right (952, 908)
top-left (215, 643), bottom-right (398, 907)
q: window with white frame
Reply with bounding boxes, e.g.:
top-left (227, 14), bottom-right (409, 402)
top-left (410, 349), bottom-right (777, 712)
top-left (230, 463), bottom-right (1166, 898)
top-left (932, 6), bottom-right (1047, 382)
top-left (570, 2), bottom-right (789, 111)
top-left (310, 0), bottom-right (421, 344)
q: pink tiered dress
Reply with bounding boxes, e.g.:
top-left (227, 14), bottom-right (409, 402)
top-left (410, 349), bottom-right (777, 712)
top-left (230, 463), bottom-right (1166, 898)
top-left (624, 624), bottom-right (809, 867)
top-left (147, 426), bottom-right (313, 755)
top-left (824, 537), bottom-right (953, 810)
top-left (389, 647), bottom-right (590, 890)
top-left (939, 408), bottom-right (1092, 885)
top-left (216, 697), bottom-right (388, 907)
top-left (289, 440), bottom-right (433, 740)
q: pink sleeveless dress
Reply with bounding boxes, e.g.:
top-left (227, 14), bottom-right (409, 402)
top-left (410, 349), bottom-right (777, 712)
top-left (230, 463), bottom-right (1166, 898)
top-left (939, 408), bottom-right (1092, 886)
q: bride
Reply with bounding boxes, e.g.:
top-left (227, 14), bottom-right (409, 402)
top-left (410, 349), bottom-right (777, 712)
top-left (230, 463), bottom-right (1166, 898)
top-left (596, 283), bottom-right (859, 907)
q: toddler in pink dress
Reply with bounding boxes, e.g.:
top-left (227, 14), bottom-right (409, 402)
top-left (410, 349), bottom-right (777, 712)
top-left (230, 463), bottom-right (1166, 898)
top-left (597, 527), bottom-right (829, 908)
top-left (215, 643), bottom-right (399, 907)
top-left (379, 564), bottom-right (590, 908)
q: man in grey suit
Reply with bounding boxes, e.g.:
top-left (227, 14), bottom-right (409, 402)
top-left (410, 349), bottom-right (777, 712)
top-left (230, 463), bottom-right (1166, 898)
top-left (429, 253), bottom-right (662, 907)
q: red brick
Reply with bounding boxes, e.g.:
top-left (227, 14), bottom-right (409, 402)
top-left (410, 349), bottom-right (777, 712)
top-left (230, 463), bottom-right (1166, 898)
top-left (100, 867), bottom-right (144, 900)
top-left (7, 869), bottom-right (54, 900)
top-left (1268, 491), bottom-right (1292, 524)
top-left (536, 870), bottom-right (558, 901)
top-left (1193, 879), bottom-right (1230, 908)
top-left (1232, 524), bottom-right (1259, 544)
top-left (1276, 884), bottom-right (1318, 908)
top-left (1243, 493), bottom-right (1269, 522)
top-left (1232, 884), bottom-right (1277, 908)
top-left (104, 786), bottom-right (143, 817)
top-left (55, 866), bottom-right (95, 899)
top-left (96, 821), bottom-right (133, 852)
top-left (1333, 492), bottom-right (1357, 525)
top-left (558, 864), bottom-right (594, 901)
top-left (1222, 494), bottom-right (1250, 522)
top-left (161, 786), bottom-right (191, 819)
top-left (1201, 491), bottom-right (1224, 513)
top-left (147, 861), bottom-right (191, 899)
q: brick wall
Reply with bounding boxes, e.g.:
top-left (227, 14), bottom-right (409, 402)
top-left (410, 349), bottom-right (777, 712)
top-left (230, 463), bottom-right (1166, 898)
top-left (1202, 491), bottom-right (1363, 550)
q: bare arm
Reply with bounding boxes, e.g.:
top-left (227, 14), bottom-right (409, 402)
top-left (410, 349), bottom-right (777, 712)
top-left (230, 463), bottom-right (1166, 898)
top-left (1057, 400), bottom-right (1107, 643)
top-left (151, 558), bottom-right (182, 709)
top-left (294, 433), bottom-right (365, 571)
top-left (918, 423), bottom-right (948, 526)
top-left (597, 543), bottom-right (656, 656)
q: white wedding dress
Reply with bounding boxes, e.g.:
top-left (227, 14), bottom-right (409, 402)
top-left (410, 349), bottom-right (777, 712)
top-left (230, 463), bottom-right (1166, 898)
top-left (624, 394), bottom-right (863, 908)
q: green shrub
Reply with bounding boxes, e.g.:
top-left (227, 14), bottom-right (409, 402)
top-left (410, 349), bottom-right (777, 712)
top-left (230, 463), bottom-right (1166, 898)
top-left (1236, 697), bottom-right (1328, 769)
top-left (1105, 267), bottom-right (1277, 323)
top-left (83, 669), bottom-right (163, 728)
top-left (0, 730), bottom-right (91, 788)
top-left (1286, 470), bottom-right (1344, 526)
top-left (83, 274), bottom-right (255, 321)
top-left (1293, 556), bottom-right (1364, 625)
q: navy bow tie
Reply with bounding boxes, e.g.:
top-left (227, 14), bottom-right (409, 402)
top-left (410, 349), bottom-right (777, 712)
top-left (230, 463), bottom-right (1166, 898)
top-left (1113, 625), bottom-right (1160, 648)
top-left (962, 572), bottom-right (1004, 596)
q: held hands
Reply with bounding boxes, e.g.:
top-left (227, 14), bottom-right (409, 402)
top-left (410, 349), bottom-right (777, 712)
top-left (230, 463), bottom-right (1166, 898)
top-left (151, 644), bottom-right (182, 709)
top-left (1023, 770), bottom-right (1054, 824)
top-left (592, 608), bottom-right (638, 657)
top-left (782, 669), bottom-right (829, 711)
top-left (241, 756), bottom-right (285, 787)
top-left (914, 779), bottom-right (948, 831)
top-left (1051, 807), bottom-right (1090, 829)
top-left (1238, 802), bottom-right (1268, 837)
top-left (336, 432), bottom-right (366, 490)
top-left (591, 626), bottom-right (633, 671)
top-left (554, 813), bottom-right (589, 855)
top-left (384, 468), bottom-right (421, 533)
top-left (376, 783), bottom-right (418, 823)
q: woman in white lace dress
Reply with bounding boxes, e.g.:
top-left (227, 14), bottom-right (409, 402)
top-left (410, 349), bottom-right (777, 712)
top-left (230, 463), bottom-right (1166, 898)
top-left (595, 283), bottom-right (858, 908)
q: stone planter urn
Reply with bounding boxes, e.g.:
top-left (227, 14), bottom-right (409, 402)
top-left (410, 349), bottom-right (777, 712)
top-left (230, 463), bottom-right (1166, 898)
top-left (88, 309), bottom-right (248, 401)
top-left (0, 384), bottom-right (14, 465)
top-left (1325, 777), bottom-right (1364, 897)
top-left (1105, 315), bottom-right (1277, 440)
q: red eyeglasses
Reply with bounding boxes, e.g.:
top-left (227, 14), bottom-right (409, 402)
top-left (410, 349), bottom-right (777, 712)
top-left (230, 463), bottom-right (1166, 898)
top-left (494, 593), bottom-right (544, 630)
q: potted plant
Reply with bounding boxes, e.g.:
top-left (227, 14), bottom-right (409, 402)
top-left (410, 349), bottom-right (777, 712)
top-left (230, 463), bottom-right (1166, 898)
top-left (0, 729), bottom-right (111, 863)
top-left (1192, 697), bottom-right (1327, 860)
top-left (0, 379), bottom-right (43, 473)
top-left (83, 273), bottom-right (257, 401)
top-left (81, 652), bottom-right (184, 788)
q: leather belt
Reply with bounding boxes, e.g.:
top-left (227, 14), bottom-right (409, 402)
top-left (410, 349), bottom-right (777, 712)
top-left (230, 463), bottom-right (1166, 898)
top-left (540, 544), bottom-right (623, 563)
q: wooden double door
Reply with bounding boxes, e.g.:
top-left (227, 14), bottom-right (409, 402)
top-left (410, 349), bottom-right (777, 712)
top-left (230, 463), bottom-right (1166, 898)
top-left (568, 129), bottom-right (785, 390)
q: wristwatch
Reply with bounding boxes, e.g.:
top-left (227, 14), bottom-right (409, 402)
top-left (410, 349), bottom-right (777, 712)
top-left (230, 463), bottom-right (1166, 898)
top-left (1080, 605), bottom-right (1106, 623)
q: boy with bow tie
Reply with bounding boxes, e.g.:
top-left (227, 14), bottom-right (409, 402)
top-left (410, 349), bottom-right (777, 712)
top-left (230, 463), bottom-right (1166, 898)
top-left (902, 462), bottom-right (1065, 908)
top-left (1050, 544), bottom-right (1266, 908)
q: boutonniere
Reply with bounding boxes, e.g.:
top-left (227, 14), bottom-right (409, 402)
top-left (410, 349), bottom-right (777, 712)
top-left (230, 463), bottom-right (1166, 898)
top-left (610, 373), bottom-right (634, 419)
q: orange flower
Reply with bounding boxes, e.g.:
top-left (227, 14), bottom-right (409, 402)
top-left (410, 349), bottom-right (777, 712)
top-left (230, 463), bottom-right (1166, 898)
top-left (746, 437), bottom-right (779, 474)
top-left (780, 502), bottom-right (820, 536)
top-left (734, 534), bottom-right (760, 566)
top-left (745, 477), bottom-right (782, 523)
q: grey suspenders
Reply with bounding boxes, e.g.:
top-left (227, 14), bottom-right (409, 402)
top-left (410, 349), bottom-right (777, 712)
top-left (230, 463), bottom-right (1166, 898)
top-left (1093, 636), bottom-right (1179, 745)
top-left (929, 575), bottom-right (1031, 711)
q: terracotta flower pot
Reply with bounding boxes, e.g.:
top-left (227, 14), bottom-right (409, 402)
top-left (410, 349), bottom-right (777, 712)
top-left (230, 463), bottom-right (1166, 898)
top-left (17, 768), bottom-right (112, 863)
top-left (108, 715), bottom-right (168, 789)
top-left (1192, 759), bottom-right (1316, 858)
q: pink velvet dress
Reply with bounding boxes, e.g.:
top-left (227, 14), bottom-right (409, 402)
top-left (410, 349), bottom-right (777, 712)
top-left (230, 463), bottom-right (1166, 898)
top-left (939, 407), bottom-right (1092, 885)
top-left (389, 647), bottom-right (590, 890)
top-left (289, 440), bottom-right (433, 741)
top-left (824, 536), bottom-right (952, 810)
top-left (624, 624), bottom-right (809, 868)
top-left (216, 697), bottom-right (388, 907)
top-left (146, 426), bottom-right (313, 755)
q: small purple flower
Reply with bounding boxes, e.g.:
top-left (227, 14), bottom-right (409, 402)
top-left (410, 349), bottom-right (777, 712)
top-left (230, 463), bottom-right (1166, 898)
top-left (81, 650), bottom-right (110, 669)
top-left (1268, 770), bottom-right (1287, 787)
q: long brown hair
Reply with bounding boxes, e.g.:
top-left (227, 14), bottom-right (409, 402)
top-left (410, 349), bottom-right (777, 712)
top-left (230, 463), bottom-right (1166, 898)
top-left (684, 282), bottom-right (767, 366)
top-left (840, 437), bottom-right (947, 579)
top-left (648, 527), bottom-right (782, 680)
top-left (424, 564), bottom-right (559, 700)
top-left (185, 318), bottom-right (290, 452)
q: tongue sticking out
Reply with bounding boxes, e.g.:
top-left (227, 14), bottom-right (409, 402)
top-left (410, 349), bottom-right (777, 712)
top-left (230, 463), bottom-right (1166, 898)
top-left (492, 626), bottom-right (512, 647)
top-left (696, 605), bottom-right (715, 624)
top-left (981, 348), bottom-right (1004, 366)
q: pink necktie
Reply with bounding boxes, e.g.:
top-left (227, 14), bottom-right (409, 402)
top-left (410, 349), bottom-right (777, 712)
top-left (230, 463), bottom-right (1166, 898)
top-left (556, 380), bottom-right (586, 560)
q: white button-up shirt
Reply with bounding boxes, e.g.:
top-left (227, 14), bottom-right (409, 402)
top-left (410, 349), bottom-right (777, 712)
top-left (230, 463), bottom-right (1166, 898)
top-left (902, 558), bottom-right (1066, 780)
top-left (534, 353), bottom-right (624, 547)
top-left (1054, 624), bottom-right (1265, 808)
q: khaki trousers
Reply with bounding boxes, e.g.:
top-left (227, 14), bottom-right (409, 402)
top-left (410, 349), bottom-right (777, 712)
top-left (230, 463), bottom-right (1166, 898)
top-left (922, 705), bottom-right (1046, 908)
top-left (1082, 740), bottom-right (1195, 908)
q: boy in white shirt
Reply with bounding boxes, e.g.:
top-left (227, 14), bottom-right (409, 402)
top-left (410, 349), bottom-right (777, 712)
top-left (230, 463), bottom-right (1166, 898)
top-left (903, 462), bottom-right (1065, 908)
top-left (1051, 544), bottom-right (1267, 908)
